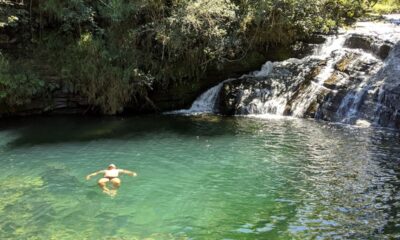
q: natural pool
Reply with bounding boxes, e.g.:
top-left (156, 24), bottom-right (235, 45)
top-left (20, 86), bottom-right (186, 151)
top-left (0, 115), bottom-right (399, 239)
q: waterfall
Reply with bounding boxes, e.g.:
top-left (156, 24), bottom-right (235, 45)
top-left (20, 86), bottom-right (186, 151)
top-left (187, 82), bottom-right (224, 113)
top-left (289, 35), bottom-right (348, 117)
top-left (334, 52), bottom-right (382, 124)
top-left (312, 34), bottom-right (347, 58)
top-left (165, 81), bottom-right (226, 115)
top-left (169, 15), bottom-right (400, 128)
top-left (255, 35), bottom-right (348, 118)
top-left (166, 61), bottom-right (275, 115)
top-left (252, 61), bottom-right (274, 77)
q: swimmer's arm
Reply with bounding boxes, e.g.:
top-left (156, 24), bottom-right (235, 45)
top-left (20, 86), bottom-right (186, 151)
top-left (86, 170), bottom-right (105, 180)
top-left (120, 169), bottom-right (137, 177)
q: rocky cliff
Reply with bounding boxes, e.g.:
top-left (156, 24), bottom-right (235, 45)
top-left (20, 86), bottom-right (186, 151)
top-left (213, 18), bottom-right (400, 129)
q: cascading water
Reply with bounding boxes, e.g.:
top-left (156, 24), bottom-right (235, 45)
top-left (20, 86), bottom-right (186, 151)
top-left (165, 81), bottom-right (227, 114)
top-left (189, 83), bottom-right (223, 113)
top-left (168, 61), bottom-right (275, 114)
top-left (252, 61), bottom-right (274, 78)
top-left (170, 15), bottom-right (400, 128)
top-left (312, 34), bottom-right (347, 57)
top-left (289, 35), bottom-right (347, 117)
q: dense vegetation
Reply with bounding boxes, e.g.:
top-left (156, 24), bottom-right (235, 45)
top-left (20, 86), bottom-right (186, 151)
top-left (372, 0), bottom-right (400, 13)
top-left (0, 0), bottom-right (398, 114)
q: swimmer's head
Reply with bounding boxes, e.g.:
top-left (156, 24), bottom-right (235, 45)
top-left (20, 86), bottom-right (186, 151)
top-left (108, 164), bottom-right (116, 169)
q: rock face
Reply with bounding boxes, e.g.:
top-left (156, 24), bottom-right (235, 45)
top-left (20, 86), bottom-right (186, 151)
top-left (146, 40), bottom-right (318, 113)
top-left (0, 91), bottom-right (89, 117)
top-left (215, 24), bottom-right (400, 128)
top-left (367, 44), bottom-right (400, 128)
top-left (217, 58), bottom-right (323, 115)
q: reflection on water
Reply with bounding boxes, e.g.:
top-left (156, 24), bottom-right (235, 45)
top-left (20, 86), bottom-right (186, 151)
top-left (0, 115), bottom-right (399, 239)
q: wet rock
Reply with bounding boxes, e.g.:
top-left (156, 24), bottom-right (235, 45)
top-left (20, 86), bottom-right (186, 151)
top-left (344, 34), bottom-right (393, 60)
top-left (335, 53), bottom-right (358, 73)
top-left (304, 88), bottom-right (330, 118)
top-left (217, 58), bottom-right (323, 115)
top-left (210, 20), bottom-right (400, 129)
top-left (351, 43), bottom-right (400, 128)
top-left (315, 91), bottom-right (348, 121)
top-left (317, 50), bottom-right (383, 122)
top-left (377, 44), bottom-right (392, 60)
top-left (217, 78), bottom-right (274, 115)
top-left (323, 72), bottom-right (347, 90)
top-left (303, 35), bottom-right (327, 45)
top-left (216, 36), bottom-right (395, 127)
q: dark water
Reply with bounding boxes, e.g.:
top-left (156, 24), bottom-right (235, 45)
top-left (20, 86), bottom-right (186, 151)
top-left (0, 115), bottom-right (399, 239)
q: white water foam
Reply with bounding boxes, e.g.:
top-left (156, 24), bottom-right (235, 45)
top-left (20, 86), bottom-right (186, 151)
top-left (313, 34), bottom-right (347, 58)
top-left (289, 35), bottom-right (347, 117)
top-left (165, 80), bottom-right (229, 115)
top-left (253, 61), bottom-right (274, 77)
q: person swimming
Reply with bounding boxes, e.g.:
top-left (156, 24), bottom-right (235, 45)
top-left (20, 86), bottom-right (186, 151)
top-left (86, 164), bottom-right (137, 196)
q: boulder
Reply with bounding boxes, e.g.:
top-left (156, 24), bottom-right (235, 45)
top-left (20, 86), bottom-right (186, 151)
top-left (216, 57), bottom-right (323, 115)
top-left (363, 43), bottom-right (400, 128)
top-left (344, 34), bottom-right (393, 60)
top-left (217, 78), bottom-right (274, 115)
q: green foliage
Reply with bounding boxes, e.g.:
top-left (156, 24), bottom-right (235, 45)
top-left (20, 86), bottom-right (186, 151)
top-left (322, 0), bottom-right (367, 25)
top-left (0, 0), bottom-right (376, 114)
top-left (40, 0), bottom-right (98, 33)
top-left (140, 0), bottom-right (240, 80)
top-left (0, 3), bottom-right (29, 29)
top-left (239, 0), bottom-right (327, 46)
top-left (372, 0), bottom-right (400, 13)
top-left (0, 54), bottom-right (46, 107)
top-left (48, 33), bottom-right (154, 114)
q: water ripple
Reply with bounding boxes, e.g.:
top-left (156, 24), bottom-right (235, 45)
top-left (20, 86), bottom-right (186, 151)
top-left (0, 116), bottom-right (398, 239)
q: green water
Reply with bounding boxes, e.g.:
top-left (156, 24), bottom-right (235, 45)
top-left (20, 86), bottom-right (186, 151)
top-left (0, 115), bottom-right (399, 239)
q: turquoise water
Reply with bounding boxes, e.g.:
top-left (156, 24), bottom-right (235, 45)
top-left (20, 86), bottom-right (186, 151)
top-left (0, 115), bottom-right (399, 239)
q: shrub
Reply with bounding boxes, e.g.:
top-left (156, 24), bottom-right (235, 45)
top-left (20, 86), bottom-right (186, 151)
top-left (0, 0), bottom-right (378, 114)
top-left (0, 54), bottom-right (46, 107)
top-left (58, 34), bottom-right (154, 114)
top-left (372, 0), bottom-right (400, 13)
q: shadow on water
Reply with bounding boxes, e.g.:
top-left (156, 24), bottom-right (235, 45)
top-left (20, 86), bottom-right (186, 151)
top-left (2, 114), bottom-right (400, 149)
top-left (0, 115), bottom-right (244, 148)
